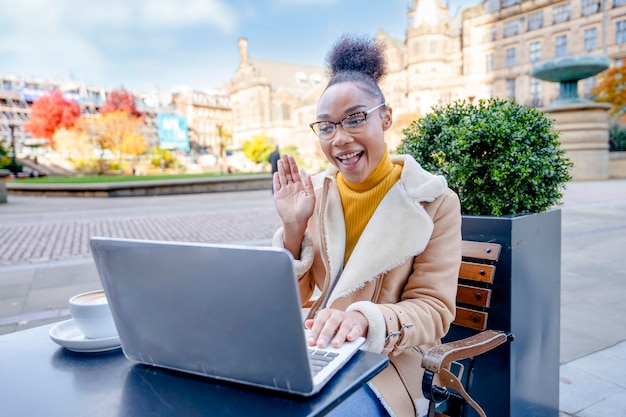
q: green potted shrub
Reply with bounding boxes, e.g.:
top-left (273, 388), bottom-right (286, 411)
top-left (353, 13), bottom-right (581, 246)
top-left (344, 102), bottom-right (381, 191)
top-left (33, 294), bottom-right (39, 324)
top-left (399, 98), bottom-right (572, 417)
top-left (398, 98), bottom-right (572, 216)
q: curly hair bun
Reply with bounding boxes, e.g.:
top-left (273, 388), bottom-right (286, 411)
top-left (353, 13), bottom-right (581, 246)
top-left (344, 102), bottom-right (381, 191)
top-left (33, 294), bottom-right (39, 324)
top-left (325, 34), bottom-right (387, 84)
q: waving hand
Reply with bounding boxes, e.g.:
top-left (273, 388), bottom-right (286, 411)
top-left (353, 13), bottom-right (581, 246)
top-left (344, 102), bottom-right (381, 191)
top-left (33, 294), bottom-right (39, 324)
top-left (272, 154), bottom-right (315, 259)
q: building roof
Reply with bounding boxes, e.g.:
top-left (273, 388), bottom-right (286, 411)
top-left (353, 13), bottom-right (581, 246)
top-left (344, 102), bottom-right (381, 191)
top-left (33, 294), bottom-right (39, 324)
top-left (248, 58), bottom-right (325, 96)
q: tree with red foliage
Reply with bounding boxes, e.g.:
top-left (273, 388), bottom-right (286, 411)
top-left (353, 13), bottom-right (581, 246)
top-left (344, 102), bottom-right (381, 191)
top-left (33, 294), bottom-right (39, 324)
top-left (24, 90), bottom-right (80, 147)
top-left (100, 87), bottom-right (142, 118)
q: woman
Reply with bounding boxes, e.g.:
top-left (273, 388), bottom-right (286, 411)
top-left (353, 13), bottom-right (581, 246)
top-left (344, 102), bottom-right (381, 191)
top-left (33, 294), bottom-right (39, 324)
top-left (272, 34), bottom-right (462, 417)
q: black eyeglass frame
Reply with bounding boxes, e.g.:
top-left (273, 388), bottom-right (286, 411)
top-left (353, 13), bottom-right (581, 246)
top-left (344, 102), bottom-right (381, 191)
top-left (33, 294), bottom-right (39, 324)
top-left (309, 102), bottom-right (386, 140)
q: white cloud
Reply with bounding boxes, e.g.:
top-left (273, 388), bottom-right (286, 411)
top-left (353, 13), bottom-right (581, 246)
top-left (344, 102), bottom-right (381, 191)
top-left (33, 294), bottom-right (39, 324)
top-left (137, 0), bottom-right (238, 32)
top-left (0, 0), bottom-right (240, 89)
top-left (63, 2), bottom-right (135, 27)
top-left (0, 0), bottom-right (107, 80)
top-left (272, 0), bottom-right (337, 5)
top-left (0, 0), bottom-right (239, 33)
top-left (1, 31), bottom-right (107, 84)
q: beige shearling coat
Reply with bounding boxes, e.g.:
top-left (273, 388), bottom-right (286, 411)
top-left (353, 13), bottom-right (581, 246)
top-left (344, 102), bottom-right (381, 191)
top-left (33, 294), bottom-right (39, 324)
top-left (273, 155), bottom-right (462, 417)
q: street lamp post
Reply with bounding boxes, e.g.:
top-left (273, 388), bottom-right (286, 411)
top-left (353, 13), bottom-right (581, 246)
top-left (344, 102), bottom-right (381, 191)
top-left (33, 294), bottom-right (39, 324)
top-left (9, 123), bottom-right (17, 166)
top-left (6, 122), bottom-right (25, 175)
top-left (217, 124), bottom-right (224, 175)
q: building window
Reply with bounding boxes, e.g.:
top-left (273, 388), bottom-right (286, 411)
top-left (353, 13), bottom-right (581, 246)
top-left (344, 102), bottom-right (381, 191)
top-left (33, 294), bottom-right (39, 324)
top-left (310, 73), bottom-right (322, 85)
top-left (282, 103), bottom-right (291, 120)
top-left (584, 76), bottom-right (598, 98)
top-left (527, 11), bottom-right (544, 31)
top-left (503, 19), bottom-right (521, 37)
top-left (614, 0), bottom-right (626, 7)
top-left (584, 28), bottom-right (598, 51)
top-left (483, 26), bottom-right (497, 42)
top-left (553, 4), bottom-right (571, 24)
top-left (556, 35), bottom-right (568, 57)
top-left (502, 0), bottom-right (520, 7)
top-left (295, 72), bottom-right (308, 85)
top-left (582, 0), bottom-right (601, 15)
top-left (272, 103), bottom-right (281, 121)
top-left (506, 48), bottom-right (517, 67)
top-left (617, 20), bottom-right (626, 44)
top-left (530, 78), bottom-right (542, 107)
top-left (486, 53), bottom-right (495, 72)
top-left (506, 79), bottom-right (516, 100)
top-left (529, 42), bottom-right (541, 63)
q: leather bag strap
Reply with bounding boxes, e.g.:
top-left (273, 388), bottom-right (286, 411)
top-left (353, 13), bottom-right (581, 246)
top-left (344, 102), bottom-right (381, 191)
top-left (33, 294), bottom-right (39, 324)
top-left (438, 368), bottom-right (487, 417)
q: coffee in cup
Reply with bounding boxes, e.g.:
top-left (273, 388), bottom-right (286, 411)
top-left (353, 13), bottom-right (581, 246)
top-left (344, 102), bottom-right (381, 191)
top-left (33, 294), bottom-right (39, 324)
top-left (69, 290), bottom-right (118, 339)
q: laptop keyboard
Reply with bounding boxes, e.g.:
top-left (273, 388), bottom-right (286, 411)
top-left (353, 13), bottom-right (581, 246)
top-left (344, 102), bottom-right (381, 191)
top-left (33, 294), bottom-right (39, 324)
top-left (308, 348), bottom-right (339, 376)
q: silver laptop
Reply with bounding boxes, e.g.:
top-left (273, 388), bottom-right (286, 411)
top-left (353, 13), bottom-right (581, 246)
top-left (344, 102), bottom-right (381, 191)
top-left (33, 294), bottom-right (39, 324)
top-left (89, 236), bottom-right (365, 396)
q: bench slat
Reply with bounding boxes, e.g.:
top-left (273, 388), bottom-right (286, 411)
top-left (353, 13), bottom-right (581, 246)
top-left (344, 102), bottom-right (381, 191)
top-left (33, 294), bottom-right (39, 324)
top-left (454, 307), bottom-right (488, 331)
top-left (457, 285), bottom-right (491, 308)
top-left (459, 262), bottom-right (496, 284)
top-left (462, 241), bottom-right (501, 262)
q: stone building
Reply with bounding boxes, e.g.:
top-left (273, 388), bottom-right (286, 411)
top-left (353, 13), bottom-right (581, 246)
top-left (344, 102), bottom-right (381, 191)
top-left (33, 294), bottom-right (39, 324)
top-left (224, 0), bottom-right (626, 167)
top-left (172, 90), bottom-right (231, 155)
top-left (0, 75), bottom-right (174, 156)
top-left (0, 75), bottom-right (108, 154)
top-left (462, 0), bottom-right (626, 107)
top-left (225, 38), bottom-right (327, 165)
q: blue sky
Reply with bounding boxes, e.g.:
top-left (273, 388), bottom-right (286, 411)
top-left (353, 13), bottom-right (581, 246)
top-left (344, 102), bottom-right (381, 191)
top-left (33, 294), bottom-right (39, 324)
top-left (0, 0), bottom-right (480, 95)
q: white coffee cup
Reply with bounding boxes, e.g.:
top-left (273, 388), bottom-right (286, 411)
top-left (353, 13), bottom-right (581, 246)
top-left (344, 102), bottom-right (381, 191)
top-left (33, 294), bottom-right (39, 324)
top-left (68, 290), bottom-right (118, 339)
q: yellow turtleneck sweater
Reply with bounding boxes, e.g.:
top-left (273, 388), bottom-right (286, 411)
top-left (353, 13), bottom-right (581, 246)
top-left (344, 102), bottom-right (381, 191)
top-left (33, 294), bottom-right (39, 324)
top-left (337, 151), bottom-right (403, 265)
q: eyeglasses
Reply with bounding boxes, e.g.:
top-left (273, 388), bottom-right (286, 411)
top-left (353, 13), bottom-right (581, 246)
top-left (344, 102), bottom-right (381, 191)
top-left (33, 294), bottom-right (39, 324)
top-left (309, 103), bottom-right (386, 140)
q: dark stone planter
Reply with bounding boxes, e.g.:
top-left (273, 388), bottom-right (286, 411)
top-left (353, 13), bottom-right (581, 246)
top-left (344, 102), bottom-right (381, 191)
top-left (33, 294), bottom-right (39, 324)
top-left (448, 208), bottom-right (561, 416)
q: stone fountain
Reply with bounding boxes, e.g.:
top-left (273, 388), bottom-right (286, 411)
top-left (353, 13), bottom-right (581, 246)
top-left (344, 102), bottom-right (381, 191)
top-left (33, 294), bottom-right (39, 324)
top-left (531, 54), bottom-right (611, 180)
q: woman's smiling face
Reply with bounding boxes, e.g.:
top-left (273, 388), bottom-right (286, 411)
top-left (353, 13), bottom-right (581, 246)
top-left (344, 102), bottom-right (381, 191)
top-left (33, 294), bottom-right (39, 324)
top-left (315, 82), bottom-right (392, 184)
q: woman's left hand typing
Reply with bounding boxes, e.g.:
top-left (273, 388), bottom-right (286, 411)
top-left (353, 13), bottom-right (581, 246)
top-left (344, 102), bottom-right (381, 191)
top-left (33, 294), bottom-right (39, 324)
top-left (304, 308), bottom-right (369, 348)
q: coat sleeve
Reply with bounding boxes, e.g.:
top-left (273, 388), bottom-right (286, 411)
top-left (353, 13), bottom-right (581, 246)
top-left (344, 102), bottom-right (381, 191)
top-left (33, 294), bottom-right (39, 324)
top-left (272, 228), bottom-right (316, 305)
top-left (348, 189), bottom-right (462, 355)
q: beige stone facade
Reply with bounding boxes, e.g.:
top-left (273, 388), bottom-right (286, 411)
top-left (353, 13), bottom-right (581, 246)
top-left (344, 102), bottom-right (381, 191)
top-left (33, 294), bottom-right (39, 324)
top-left (462, 0), bottom-right (626, 107)
top-left (173, 90), bottom-right (231, 155)
top-left (224, 0), bottom-right (626, 170)
top-left (225, 38), bottom-right (326, 167)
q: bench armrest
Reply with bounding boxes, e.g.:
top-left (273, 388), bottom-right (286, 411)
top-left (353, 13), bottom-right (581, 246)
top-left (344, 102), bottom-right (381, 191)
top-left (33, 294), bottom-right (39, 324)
top-left (422, 330), bottom-right (513, 373)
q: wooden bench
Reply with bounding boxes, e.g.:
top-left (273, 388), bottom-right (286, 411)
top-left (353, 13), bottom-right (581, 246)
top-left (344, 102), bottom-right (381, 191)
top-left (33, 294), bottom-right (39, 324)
top-left (421, 240), bottom-right (514, 417)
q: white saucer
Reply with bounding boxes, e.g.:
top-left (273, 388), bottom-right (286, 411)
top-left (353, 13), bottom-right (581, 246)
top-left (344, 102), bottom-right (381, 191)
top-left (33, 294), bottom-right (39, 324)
top-left (49, 319), bottom-right (121, 353)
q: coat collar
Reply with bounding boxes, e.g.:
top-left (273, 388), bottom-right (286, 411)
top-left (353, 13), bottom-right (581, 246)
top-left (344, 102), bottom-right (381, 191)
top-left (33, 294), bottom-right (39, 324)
top-left (311, 155), bottom-right (448, 305)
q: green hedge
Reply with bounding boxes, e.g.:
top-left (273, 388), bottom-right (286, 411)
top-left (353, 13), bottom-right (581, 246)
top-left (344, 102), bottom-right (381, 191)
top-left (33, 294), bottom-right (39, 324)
top-left (398, 98), bottom-right (573, 216)
top-left (609, 123), bottom-right (626, 152)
